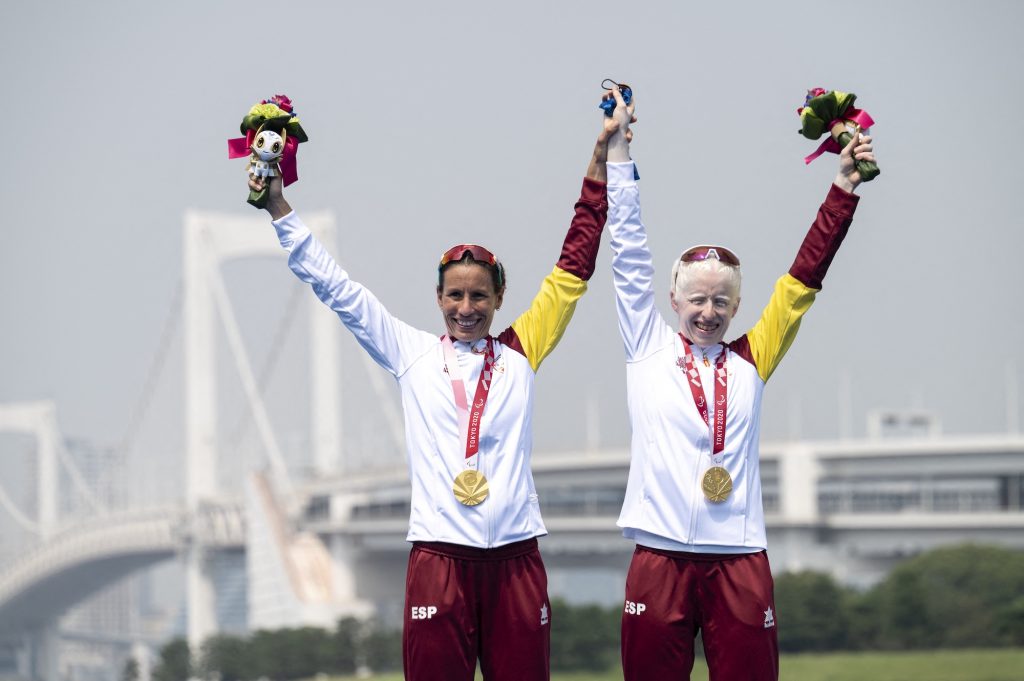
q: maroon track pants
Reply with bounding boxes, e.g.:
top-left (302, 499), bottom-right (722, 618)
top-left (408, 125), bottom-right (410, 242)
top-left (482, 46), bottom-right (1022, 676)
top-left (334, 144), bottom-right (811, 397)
top-left (403, 538), bottom-right (551, 681)
top-left (621, 546), bottom-right (779, 681)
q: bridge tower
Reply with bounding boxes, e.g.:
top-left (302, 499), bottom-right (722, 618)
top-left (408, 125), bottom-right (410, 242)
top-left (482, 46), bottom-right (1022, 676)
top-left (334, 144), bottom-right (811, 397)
top-left (0, 401), bottom-right (61, 542)
top-left (0, 401), bottom-right (73, 680)
top-left (182, 210), bottom-right (344, 651)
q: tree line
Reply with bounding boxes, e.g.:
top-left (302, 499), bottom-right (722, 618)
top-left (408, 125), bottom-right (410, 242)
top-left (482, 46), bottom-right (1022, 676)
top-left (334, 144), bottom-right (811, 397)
top-left (145, 619), bottom-right (401, 681)
top-left (775, 543), bottom-right (1024, 652)
top-left (141, 543), bottom-right (1024, 680)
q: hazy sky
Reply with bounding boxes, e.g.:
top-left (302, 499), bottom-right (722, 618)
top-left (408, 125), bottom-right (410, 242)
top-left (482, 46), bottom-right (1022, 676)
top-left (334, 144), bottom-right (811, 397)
top-left (2, 1), bottom-right (1023, 490)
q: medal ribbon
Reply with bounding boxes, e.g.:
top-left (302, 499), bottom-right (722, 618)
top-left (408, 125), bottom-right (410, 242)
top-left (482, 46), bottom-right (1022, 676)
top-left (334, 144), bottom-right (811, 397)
top-left (679, 334), bottom-right (728, 460)
top-left (442, 336), bottom-right (496, 469)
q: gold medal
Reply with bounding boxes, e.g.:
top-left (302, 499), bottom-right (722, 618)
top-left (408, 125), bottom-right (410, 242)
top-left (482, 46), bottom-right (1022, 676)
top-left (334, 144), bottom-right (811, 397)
top-left (453, 469), bottom-right (489, 506)
top-left (701, 466), bottom-right (733, 503)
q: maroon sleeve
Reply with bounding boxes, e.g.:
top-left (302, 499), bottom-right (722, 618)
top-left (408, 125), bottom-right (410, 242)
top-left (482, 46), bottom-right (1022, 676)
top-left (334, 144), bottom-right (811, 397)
top-left (555, 177), bottom-right (607, 281)
top-left (788, 184), bottom-right (860, 289)
top-left (496, 325), bottom-right (525, 358)
top-left (727, 335), bottom-right (756, 368)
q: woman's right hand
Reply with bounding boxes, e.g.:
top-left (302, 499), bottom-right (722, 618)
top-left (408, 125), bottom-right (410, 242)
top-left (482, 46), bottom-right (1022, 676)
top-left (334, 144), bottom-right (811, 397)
top-left (249, 173), bottom-right (292, 220)
top-left (603, 86), bottom-right (636, 163)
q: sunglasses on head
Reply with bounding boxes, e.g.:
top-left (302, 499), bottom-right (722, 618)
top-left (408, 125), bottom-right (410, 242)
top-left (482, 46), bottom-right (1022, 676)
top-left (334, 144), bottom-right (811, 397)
top-left (438, 244), bottom-right (505, 287)
top-left (679, 245), bottom-right (741, 267)
top-left (439, 244), bottom-right (499, 268)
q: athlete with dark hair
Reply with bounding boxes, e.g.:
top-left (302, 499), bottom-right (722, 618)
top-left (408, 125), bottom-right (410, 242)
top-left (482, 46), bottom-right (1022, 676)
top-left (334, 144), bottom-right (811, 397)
top-left (247, 110), bottom-right (632, 680)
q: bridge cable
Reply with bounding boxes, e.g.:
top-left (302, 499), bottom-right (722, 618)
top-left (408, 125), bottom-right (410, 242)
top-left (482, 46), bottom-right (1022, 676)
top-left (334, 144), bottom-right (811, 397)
top-left (224, 281), bottom-right (304, 455)
top-left (356, 349), bottom-right (407, 470)
top-left (0, 478), bottom-right (39, 534)
top-left (115, 279), bottom-right (183, 465)
top-left (204, 250), bottom-right (294, 499)
top-left (53, 429), bottom-right (106, 515)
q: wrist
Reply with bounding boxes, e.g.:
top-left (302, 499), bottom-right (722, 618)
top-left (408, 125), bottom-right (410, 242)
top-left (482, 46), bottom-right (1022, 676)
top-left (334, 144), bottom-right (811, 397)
top-left (266, 197), bottom-right (292, 221)
top-left (834, 174), bottom-right (857, 194)
top-left (607, 133), bottom-right (630, 163)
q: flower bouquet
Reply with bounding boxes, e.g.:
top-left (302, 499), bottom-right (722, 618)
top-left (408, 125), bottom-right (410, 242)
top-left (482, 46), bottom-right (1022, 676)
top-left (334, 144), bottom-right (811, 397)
top-left (228, 94), bottom-right (309, 208)
top-left (798, 88), bottom-right (879, 183)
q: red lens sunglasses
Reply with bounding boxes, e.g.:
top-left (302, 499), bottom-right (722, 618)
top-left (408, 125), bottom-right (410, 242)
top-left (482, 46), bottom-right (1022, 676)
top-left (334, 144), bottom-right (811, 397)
top-left (679, 245), bottom-right (741, 267)
top-left (674, 245), bottom-right (740, 287)
top-left (438, 244), bottom-right (505, 287)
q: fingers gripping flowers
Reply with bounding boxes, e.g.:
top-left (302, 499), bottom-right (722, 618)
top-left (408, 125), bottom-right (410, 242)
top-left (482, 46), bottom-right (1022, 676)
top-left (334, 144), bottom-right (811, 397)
top-left (798, 88), bottom-right (880, 182)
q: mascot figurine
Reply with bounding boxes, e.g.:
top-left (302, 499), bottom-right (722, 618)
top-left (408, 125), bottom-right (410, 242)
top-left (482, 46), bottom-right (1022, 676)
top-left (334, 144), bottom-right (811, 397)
top-left (228, 94), bottom-right (309, 208)
top-left (249, 129), bottom-right (285, 180)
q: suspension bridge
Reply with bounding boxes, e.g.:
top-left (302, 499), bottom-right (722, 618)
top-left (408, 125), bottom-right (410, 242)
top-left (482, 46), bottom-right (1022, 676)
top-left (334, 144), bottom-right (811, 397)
top-left (1, 211), bottom-right (1023, 681)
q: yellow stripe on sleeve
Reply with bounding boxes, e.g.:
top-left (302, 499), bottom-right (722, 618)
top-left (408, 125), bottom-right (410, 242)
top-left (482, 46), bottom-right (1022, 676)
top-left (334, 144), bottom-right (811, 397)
top-left (511, 267), bottom-right (588, 372)
top-left (746, 273), bottom-right (819, 383)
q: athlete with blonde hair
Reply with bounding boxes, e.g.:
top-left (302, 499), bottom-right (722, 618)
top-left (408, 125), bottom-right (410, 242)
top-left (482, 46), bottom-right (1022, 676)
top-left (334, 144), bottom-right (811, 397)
top-left (602, 87), bottom-right (877, 680)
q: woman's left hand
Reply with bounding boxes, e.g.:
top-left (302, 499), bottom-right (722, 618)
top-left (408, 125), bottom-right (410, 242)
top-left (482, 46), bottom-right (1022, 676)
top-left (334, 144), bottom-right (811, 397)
top-left (835, 127), bottom-right (875, 193)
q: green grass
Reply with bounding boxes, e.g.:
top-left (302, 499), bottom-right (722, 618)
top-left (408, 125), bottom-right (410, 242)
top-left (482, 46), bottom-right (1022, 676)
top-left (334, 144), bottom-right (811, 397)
top-left (325, 648), bottom-right (1024, 681)
top-left (777, 649), bottom-right (1024, 681)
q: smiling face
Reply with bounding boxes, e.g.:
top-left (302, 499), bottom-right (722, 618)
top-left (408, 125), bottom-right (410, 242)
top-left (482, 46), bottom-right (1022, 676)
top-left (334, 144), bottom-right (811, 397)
top-left (252, 130), bottom-right (284, 161)
top-left (671, 267), bottom-right (740, 347)
top-left (437, 262), bottom-right (504, 342)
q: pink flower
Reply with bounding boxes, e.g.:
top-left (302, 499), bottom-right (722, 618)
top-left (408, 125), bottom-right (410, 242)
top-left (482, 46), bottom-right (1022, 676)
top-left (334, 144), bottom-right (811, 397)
top-left (266, 94), bottom-right (293, 113)
top-left (799, 88), bottom-right (830, 113)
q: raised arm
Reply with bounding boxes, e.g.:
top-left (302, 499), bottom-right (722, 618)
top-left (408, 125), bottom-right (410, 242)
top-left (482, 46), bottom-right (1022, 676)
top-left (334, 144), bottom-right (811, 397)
top-left (250, 174), bottom-right (431, 376)
top-left (736, 132), bottom-right (875, 381)
top-left (498, 130), bottom-right (611, 371)
top-left (604, 87), bottom-right (667, 360)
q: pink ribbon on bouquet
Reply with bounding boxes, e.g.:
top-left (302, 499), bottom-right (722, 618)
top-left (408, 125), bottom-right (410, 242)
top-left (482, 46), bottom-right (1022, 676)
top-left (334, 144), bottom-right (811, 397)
top-left (803, 107), bottom-right (876, 165)
top-left (227, 129), bottom-right (301, 186)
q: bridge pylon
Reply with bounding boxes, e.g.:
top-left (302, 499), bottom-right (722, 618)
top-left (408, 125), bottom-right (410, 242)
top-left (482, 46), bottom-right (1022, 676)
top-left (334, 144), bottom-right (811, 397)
top-left (182, 209), bottom-right (345, 651)
top-left (0, 400), bottom-right (61, 541)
